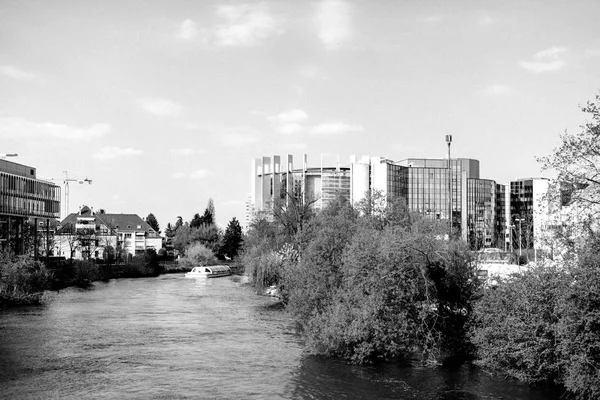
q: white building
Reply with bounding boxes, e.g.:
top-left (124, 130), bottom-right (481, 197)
top-left (56, 206), bottom-right (162, 260)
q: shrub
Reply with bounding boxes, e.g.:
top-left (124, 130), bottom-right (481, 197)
top-left (557, 248), bottom-right (600, 399)
top-left (179, 243), bottom-right (216, 270)
top-left (0, 254), bottom-right (52, 305)
top-left (469, 264), bottom-right (567, 384)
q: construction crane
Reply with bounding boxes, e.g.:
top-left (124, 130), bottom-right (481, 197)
top-left (43, 171), bottom-right (92, 219)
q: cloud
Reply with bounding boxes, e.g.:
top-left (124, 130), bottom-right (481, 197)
top-left (519, 60), bottom-right (565, 73)
top-left (178, 19), bottom-right (198, 40)
top-left (533, 46), bottom-right (566, 59)
top-left (520, 46), bottom-right (567, 73)
top-left (214, 3), bottom-right (282, 46)
top-left (315, 0), bottom-right (352, 49)
top-left (172, 172), bottom-right (186, 179)
top-left (311, 122), bottom-right (364, 135)
top-left (481, 84), bottom-right (514, 96)
top-left (0, 65), bottom-right (36, 80)
top-left (138, 97), bottom-right (183, 117)
top-left (268, 109), bottom-right (308, 134)
top-left (94, 146), bottom-right (143, 160)
top-left (190, 170), bottom-right (209, 179)
top-left (269, 109), bottom-right (308, 124)
top-left (169, 148), bottom-right (197, 156)
top-left (0, 117), bottom-right (110, 141)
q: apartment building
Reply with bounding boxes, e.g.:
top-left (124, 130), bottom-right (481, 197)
top-left (56, 206), bottom-right (162, 260)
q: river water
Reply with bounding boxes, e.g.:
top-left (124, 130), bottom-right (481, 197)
top-left (1, 274), bottom-right (564, 399)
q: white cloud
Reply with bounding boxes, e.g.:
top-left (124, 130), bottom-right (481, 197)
top-left (94, 146), bottom-right (143, 160)
top-left (520, 46), bottom-right (567, 73)
top-left (214, 3), bottom-right (282, 46)
top-left (315, 0), bottom-right (352, 49)
top-left (169, 148), bottom-right (196, 156)
top-left (0, 117), bottom-right (109, 141)
top-left (190, 170), bottom-right (209, 179)
top-left (172, 172), bottom-right (186, 179)
top-left (482, 84), bottom-right (514, 96)
top-left (519, 60), bottom-right (565, 73)
top-left (268, 109), bottom-right (308, 134)
top-left (178, 19), bottom-right (198, 40)
top-left (138, 97), bottom-right (183, 117)
top-left (533, 46), bottom-right (566, 59)
top-left (269, 109), bottom-right (308, 124)
top-left (0, 65), bottom-right (36, 80)
top-left (311, 122), bottom-right (364, 135)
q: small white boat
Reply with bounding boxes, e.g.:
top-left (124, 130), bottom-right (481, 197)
top-left (185, 265), bottom-right (231, 278)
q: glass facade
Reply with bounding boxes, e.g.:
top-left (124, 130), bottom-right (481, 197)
top-left (0, 171), bottom-right (61, 218)
top-left (1, 161), bottom-right (61, 255)
top-left (467, 179), bottom-right (496, 249)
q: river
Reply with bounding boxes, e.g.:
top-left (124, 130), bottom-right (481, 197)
top-left (0, 274), bottom-right (564, 399)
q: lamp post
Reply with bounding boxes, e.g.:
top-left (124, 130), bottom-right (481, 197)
top-left (514, 217), bottom-right (524, 257)
top-left (445, 135), bottom-right (452, 239)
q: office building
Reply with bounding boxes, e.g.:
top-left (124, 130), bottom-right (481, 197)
top-left (0, 158), bottom-right (61, 255)
top-left (250, 153), bottom-right (551, 252)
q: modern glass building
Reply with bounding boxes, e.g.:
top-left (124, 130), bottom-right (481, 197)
top-left (250, 154), bottom-right (550, 252)
top-left (0, 159), bottom-right (61, 255)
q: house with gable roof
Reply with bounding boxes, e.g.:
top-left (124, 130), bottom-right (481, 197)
top-left (56, 205), bottom-right (162, 260)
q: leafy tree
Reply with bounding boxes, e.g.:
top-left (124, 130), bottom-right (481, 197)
top-left (178, 242), bottom-right (217, 269)
top-left (538, 92), bottom-right (600, 250)
top-left (145, 213), bottom-right (160, 234)
top-left (220, 217), bottom-right (243, 259)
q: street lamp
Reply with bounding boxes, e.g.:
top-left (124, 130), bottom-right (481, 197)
top-left (0, 153), bottom-right (18, 159)
top-left (445, 135), bottom-right (453, 239)
top-left (514, 217), bottom-right (525, 257)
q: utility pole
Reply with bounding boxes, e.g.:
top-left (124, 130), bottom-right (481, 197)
top-left (445, 135), bottom-right (453, 239)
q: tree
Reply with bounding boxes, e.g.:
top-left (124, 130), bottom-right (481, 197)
top-left (220, 217), bottom-right (243, 259)
top-left (175, 216), bottom-right (183, 231)
top-left (164, 222), bottom-right (175, 239)
top-left (146, 213), bottom-right (160, 234)
top-left (539, 92), bottom-right (600, 231)
top-left (207, 198), bottom-right (215, 223)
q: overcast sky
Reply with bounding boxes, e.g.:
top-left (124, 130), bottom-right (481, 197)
top-left (1, 0), bottom-right (599, 228)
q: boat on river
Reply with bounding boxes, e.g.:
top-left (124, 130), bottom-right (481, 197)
top-left (185, 265), bottom-right (231, 278)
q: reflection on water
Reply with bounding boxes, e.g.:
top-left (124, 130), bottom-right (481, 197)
top-left (1, 275), bottom-right (564, 399)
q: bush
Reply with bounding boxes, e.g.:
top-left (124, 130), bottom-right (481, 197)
top-left (469, 264), bottom-right (567, 384)
top-left (556, 248), bottom-right (600, 399)
top-left (119, 249), bottom-right (161, 277)
top-left (0, 254), bottom-right (52, 305)
top-left (178, 243), bottom-right (216, 270)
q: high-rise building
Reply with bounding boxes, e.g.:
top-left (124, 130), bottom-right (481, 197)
top-left (0, 158), bottom-right (61, 255)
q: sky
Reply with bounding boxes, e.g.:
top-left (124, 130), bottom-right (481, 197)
top-left (1, 0), bottom-right (599, 230)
